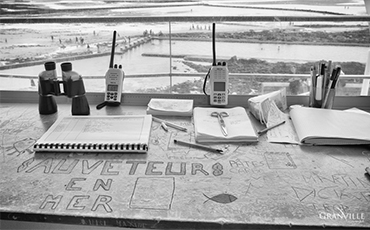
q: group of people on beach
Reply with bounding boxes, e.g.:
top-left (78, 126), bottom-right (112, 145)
top-left (189, 24), bottom-right (211, 31)
top-left (51, 35), bottom-right (85, 45)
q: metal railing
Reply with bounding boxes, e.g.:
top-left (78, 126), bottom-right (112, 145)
top-left (2, 72), bottom-right (370, 80)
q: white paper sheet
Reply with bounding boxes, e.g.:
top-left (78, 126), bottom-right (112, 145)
top-left (266, 100), bottom-right (300, 144)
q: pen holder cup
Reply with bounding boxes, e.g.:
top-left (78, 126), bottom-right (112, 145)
top-left (63, 78), bottom-right (86, 98)
top-left (309, 85), bottom-right (315, 107)
top-left (323, 88), bottom-right (336, 109)
top-left (309, 88), bottom-right (322, 108)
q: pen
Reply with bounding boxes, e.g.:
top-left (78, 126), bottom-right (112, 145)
top-left (257, 120), bottom-right (286, 135)
top-left (325, 60), bottom-right (332, 89)
top-left (174, 139), bottom-right (223, 154)
top-left (315, 75), bottom-right (323, 101)
top-left (322, 66), bottom-right (341, 109)
top-left (315, 62), bottom-right (326, 105)
top-left (330, 66), bottom-right (341, 89)
top-left (153, 117), bottom-right (187, 132)
top-left (309, 66), bottom-right (316, 107)
top-left (161, 122), bottom-right (168, 132)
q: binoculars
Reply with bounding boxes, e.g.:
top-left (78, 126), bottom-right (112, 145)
top-left (38, 62), bottom-right (90, 115)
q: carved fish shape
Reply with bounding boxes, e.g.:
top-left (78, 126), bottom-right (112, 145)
top-left (203, 193), bottom-right (237, 204)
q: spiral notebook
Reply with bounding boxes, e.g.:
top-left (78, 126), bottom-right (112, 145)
top-left (34, 115), bottom-right (152, 153)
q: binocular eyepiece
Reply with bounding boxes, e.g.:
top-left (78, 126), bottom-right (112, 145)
top-left (38, 62), bottom-right (90, 115)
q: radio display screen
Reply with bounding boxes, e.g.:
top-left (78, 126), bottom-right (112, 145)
top-left (107, 84), bottom-right (118, 91)
top-left (214, 82), bottom-right (225, 91)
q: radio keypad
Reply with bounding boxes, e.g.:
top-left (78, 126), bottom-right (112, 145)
top-left (106, 92), bottom-right (118, 101)
top-left (213, 92), bottom-right (226, 103)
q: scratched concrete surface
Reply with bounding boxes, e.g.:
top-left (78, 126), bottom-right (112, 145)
top-left (0, 103), bottom-right (370, 229)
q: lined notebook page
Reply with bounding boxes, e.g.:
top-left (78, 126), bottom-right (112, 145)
top-left (290, 107), bottom-right (370, 145)
top-left (34, 115), bottom-right (152, 153)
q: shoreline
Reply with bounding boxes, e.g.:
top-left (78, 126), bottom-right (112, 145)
top-left (0, 36), bottom-right (153, 70)
top-left (155, 36), bottom-right (370, 47)
top-left (1, 36), bottom-right (368, 71)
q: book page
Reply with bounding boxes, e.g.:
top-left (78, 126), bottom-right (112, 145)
top-left (39, 116), bottom-right (151, 144)
top-left (266, 100), bottom-right (300, 144)
top-left (193, 107), bottom-right (257, 142)
top-left (290, 106), bottom-right (370, 145)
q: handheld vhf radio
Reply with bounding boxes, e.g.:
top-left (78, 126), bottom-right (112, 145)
top-left (97, 31), bottom-right (124, 110)
top-left (203, 23), bottom-right (229, 106)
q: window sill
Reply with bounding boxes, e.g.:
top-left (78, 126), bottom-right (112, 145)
top-left (1, 90), bottom-right (369, 112)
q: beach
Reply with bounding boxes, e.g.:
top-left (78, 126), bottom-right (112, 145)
top-left (0, 0), bottom-right (368, 92)
top-left (1, 0), bottom-right (367, 66)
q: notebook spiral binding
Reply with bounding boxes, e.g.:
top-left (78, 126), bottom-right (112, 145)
top-left (33, 143), bottom-right (148, 152)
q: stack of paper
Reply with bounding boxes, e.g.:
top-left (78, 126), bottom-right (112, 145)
top-left (147, 98), bottom-right (193, 116)
top-left (193, 107), bottom-right (258, 143)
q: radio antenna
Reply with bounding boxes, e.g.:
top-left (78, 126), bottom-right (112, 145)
top-left (212, 23), bottom-right (216, 66)
top-left (109, 31), bottom-right (117, 68)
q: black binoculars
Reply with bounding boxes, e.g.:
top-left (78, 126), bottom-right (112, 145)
top-left (38, 62), bottom-right (90, 115)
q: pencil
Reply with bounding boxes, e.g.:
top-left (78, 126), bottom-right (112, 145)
top-left (153, 117), bottom-right (187, 132)
top-left (257, 120), bottom-right (286, 135)
top-left (160, 122), bottom-right (168, 132)
top-left (174, 139), bottom-right (223, 154)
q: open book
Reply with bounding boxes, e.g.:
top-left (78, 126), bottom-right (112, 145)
top-left (193, 107), bottom-right (258, 143)
top-left (34, 115), bottom-right (152, 153)
top-left (290, 106), bottom-right (370, 145)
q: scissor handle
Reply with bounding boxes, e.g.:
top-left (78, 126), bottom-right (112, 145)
top-left (211, 112), bottom-right (218, 117)
top-left (211, 111), bottom-right (229, 117)
top-left (219, 112), bottom-right (229, 117)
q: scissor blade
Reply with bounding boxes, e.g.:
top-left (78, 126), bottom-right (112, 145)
top-left (218, 116), bottom-right (228, 136)
top-left (221, 125), bottom-right (228, 136)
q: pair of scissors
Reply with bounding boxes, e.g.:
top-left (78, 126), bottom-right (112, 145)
top-left (211, 111), bottom-right (229, 136)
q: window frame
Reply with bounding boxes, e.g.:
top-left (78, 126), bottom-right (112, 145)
top-left (1, 15), bottom-right (370, 110)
